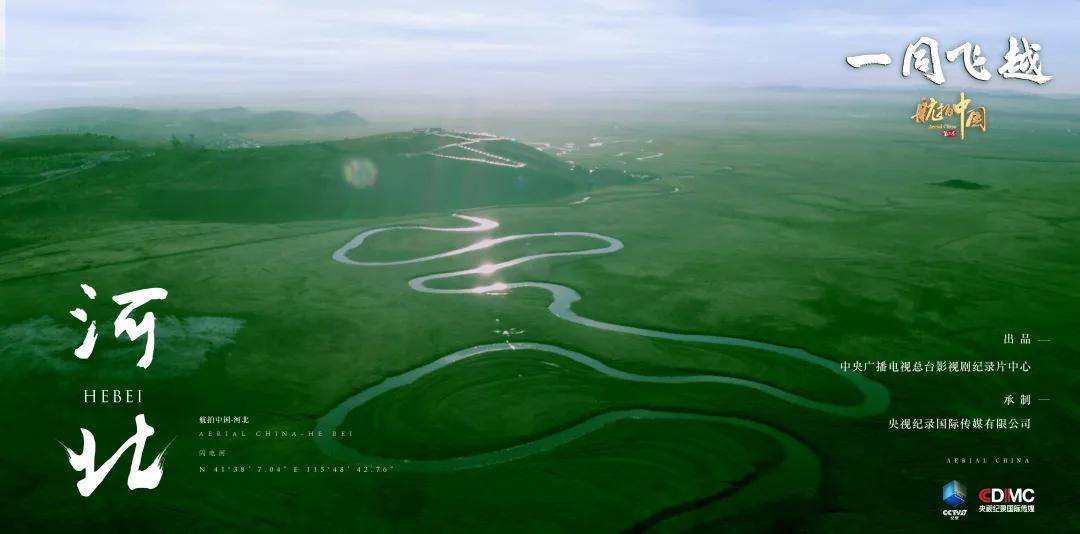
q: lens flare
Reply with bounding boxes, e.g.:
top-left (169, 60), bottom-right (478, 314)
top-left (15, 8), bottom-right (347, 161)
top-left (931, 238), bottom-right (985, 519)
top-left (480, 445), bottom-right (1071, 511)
top-left (342, 158), bottom-right (378, 189)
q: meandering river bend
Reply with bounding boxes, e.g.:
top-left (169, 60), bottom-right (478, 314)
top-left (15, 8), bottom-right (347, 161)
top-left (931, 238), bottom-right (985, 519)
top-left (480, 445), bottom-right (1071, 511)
top-left (316, 214), bottom-right (888, 476)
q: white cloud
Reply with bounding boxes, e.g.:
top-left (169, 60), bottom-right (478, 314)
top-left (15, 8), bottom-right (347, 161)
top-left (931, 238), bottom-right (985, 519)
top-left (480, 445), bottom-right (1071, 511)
top-left (1, 0), bottom-right (1077, 108)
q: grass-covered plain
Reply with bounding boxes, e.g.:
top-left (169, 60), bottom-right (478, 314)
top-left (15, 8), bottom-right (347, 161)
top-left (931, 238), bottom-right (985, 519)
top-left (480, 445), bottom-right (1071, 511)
top-left (1, 92), bottom-right (1077, 532)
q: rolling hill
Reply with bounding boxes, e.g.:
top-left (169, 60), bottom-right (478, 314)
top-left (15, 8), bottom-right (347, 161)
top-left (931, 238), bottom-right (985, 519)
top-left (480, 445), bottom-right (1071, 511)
top-left (0, 129), bottom-right (634, 251)
top-left (0, 106), bottom-right (369, 146)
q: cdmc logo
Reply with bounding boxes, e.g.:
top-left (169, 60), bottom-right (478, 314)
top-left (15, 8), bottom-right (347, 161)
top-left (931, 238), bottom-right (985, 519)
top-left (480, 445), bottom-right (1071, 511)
top-left (979, 487), bottom-right (1036, 503)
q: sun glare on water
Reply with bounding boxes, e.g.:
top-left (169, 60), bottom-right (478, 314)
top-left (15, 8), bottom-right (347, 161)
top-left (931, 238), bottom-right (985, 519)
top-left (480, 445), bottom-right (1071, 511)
top-left (472, 282), bottom-right (509, 294)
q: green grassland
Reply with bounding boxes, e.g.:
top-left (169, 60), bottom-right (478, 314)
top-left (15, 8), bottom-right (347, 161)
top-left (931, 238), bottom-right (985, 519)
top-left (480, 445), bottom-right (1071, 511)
top-left (1, 92), bottom-right (1077, 532)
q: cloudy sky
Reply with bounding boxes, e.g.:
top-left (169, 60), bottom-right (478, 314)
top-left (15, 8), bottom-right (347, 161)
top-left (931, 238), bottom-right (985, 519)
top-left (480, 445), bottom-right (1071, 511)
top-left (1, 0), bottom-right (1078, 110)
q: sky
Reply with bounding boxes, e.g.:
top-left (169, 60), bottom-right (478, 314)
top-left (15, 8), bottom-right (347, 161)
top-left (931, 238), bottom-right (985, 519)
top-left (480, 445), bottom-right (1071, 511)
top-left (1, 0), bottom-right (1079, 111)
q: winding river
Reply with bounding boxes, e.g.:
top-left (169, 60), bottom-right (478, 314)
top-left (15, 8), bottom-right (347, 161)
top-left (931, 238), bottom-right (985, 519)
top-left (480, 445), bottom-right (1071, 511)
top-left (316, 214), bottom-right (889, 478)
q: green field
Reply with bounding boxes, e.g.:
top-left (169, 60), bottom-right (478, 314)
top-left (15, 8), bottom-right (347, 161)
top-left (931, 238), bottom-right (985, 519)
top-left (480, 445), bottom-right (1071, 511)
top-left (1, 92), bottom-right (1077, 532)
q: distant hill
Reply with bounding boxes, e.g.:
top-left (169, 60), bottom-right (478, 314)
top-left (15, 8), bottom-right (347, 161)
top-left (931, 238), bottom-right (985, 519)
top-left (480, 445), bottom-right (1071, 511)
top-left (0, 130), bottom-right (635, 249)
top-left (930, 179), bottom-right (989, 190)
top-left (0, 106), bottom-right (368, 146)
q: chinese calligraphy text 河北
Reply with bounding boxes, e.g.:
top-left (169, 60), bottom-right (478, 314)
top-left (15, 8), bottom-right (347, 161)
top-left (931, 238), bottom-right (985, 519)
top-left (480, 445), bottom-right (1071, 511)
top-left (63, 283), bottom-right (170, 497)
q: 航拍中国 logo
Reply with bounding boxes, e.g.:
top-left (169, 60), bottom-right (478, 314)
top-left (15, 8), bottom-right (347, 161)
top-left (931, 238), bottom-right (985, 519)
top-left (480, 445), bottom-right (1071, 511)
top-left (978, 487), bottom-right (1036, 513)
top-left (942, 480), bottom-right (968, 520)
top-left (911, 92), bottom-right (987, 140)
